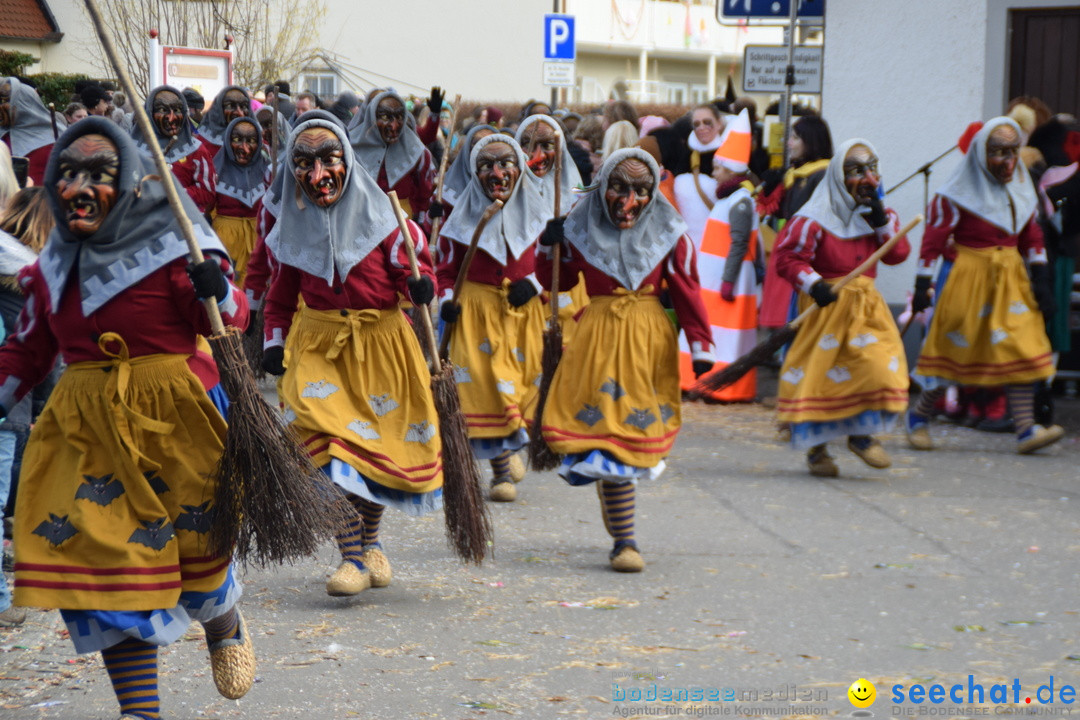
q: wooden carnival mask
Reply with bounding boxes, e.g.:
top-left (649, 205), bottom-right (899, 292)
top-left (293, 127), bottom-right (346, 208)
top-left (605, 158), bottom-right (653, 229)
top-left (56, 133), bottom-right (120, 237)
top-left (475, 141), bottom-right (520, 202)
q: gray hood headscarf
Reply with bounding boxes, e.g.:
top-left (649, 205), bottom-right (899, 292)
top-left (563, 148), bottom-right (687, 291)
top-left (0, 77), bottom-right (55, 157)
top-left (265, 111), bottom-right (400, 285)
top-left (935, 117), bottom-right (1038, 234)
top-left (38, 117), bottom-right (225, 316)
top-left (348, 91), bottom-right (425, 187)
top-left (795, 138), bottom-right (883, 239)
top-left (515, 114), bottom-right (582, 217)
top-left (440, 134), bottom-right (549, 264)
top-left (442, 124), bottom-right (494, 206)
top-left (197, 85), bottom-right (251, 147)
top-left (214, 116), bottom-right (270, 208)
top-left (131, 85), bottom-right (202, 164)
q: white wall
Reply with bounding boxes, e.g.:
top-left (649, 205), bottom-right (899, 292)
top-left (821, 0), bottom-right (988, 304)
top-left (318, 0), bottom-right (551, 101)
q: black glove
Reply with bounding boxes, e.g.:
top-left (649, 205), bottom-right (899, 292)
top-left (912, 275), bottom-right (933, 314)
top-left (427, 86), bottom-right (444, 116)
top-left (428, 200), bottom-right (444, 219)
top-left (808, 279), bottom-right (837, 308)
top-left (407, 275), bottom-right (435, 306)
top-left (506, 279), bottom-right (538, 308)
top-left (865, 195), bottom-right (889, 229)
top-left (540, 216), bottom-right (565, 247)
top-left (1030, 263), bottom-right (1057, 319)
top-left (262, 345), bottom-right (285, 376)
top-left (440, 300), bottom-right (461, 324)
top-left (186, 259), bottom-right (229, 302)
top-left (692, 360), bottom-right (713, 379)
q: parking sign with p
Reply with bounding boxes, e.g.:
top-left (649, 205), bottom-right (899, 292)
top-left (544, 14), bottom-right (575, 60)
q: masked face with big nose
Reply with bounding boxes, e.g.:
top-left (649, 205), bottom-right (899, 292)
top-left (375, 96), bottom-right (405, 145)
top-left (521, 120), bottom-right (557, 177)
top-left (842, 144), bottom-right (881, 206)
top-left (476, 141), bottom-right (520, 202)
top-left (293, 127), bottom-right (346, 207)
top-left (605, 158), bottom-right (654, 229)
top-left (56, 133), bottom-right (120, 237)
top-left (152, 90), bottom-right (185, 138)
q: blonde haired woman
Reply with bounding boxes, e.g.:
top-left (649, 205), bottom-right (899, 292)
top-left (601, 120), bottom-right (639, 160)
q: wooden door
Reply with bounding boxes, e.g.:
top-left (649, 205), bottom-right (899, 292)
top-left (1009, 7), bottom-right (1080, 117)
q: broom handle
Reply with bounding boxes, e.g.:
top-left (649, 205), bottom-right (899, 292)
top-left (789, 214), bottom-right (924, 329)
top-left (270, 93), bottom-right (279, 180)
top-left (437, 198), bottom-right (504, 358)
top-left (549, 130), bottom-right (562, 324)
top-left (47, 103), bottom-right (58, 140)
top-left (428, 94), bottom-right (461, 248)
top-left (388, 191), bottom-right (440, 369)
top-left (82, 0), bottom-right (226, 336)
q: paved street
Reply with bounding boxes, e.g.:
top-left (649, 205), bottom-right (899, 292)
top-left (3, 389), bottom-right (1080, 719)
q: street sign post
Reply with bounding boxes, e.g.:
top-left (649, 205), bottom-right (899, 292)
top-left (543, 14), bottom-right (576, 91)
top-left (717, 0), bottom-right (825, 25)
top-left (742, 45), bottom-right (823, 93)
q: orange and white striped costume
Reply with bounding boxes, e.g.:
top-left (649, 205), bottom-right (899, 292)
top-left (678, 183), bottom-right (761, 400)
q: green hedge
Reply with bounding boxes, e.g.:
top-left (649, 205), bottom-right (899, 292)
top-left (0, 49), bottom-right (37, 77)
top-left (29, 72), bottom-right (93, 109)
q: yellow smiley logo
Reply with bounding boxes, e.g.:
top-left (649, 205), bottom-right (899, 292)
top-left (848, 678), bottom-right (876, 708)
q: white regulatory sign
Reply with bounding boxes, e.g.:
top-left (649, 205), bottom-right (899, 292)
top-left (741, 45), bottom-right (823, 94)
top-left (543, 61), bottom-right (575, 88)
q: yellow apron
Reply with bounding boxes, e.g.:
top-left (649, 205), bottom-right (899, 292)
top-left (280, 306), bottom-right (443, 494)
top-left (542, 288), bottom-right (681, 468)
top-left (916, 244), bottom-right (1054, 385)
top-left (777, 276), bottom-right (909, 424)
top-left (15, 334), bottom-right (229, 611)
top-left (448, 279), bottom-right (545, 439)
top-left (212, 214), bottom-right (257, 287)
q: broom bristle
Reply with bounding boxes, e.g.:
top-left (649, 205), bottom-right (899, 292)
top-left (690, 325), bottom-right (797, 398)
top-left (241, 311), bottom-right (266, 380)
top-left (432, 362), bottom-right (493, 564)
top-left (527, 323), bottom-right (563, 471)
top-left (207, 329), bottom-right (353, 567)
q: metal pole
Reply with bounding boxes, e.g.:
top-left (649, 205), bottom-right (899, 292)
top-left (780, 0), bottom-right (799, 168)
top-left (550, 0), bottom-right (559, 109)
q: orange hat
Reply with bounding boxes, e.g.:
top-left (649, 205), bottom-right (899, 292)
top-left (957, 121), bottom-right (984, 154)
top-left (713, 108), bottom-right (751, 173)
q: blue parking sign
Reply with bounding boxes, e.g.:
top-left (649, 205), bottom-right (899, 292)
top-left (719, 0), bottom-right (825, 21)
top-left (544, 14), bottom-right (575, 61)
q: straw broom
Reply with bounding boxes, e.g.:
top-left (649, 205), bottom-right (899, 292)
top-left (691, 214), bottom-right (924, 397)
top-left (527, 130), bottom-right (565, 471)
top-left (83, 0), bottom-right (349, 567)
top-left (388, 190), bottom-right (492, 564)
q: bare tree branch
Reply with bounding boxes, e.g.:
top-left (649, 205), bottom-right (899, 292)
top-left (82, 0), bottom-right (327, 95)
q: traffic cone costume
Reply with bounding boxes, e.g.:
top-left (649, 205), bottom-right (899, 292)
top-left (679, 110), bottom-right (762, 401)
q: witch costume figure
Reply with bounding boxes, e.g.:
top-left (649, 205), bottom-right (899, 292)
top-left (0, 76), bottom-right (56, 185)
top-left (515, 113), bottom-right (590, 347)
top-left (132, 85), bottom-right (217, 215)
top-left (908, 117), bottom-right (1065, 454)
top-left (197, 85), bottom-right (254, 156)
top-left (536, 148), bottom-right (715, 573)
top-left (437, 134), bottom-right (548, 503)
top-left (348, 90), bottom-right (434, 223)
top-left (261, 111), bottom-right (443, 597)
top-left (773, 139), bottom-right (910, 477)
top-left (0, 117), bottom-right (254, 719)
top-left (212, 115), bottom-right (270, 285)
